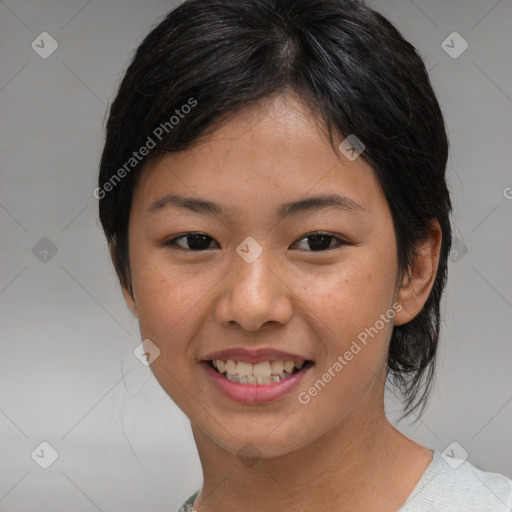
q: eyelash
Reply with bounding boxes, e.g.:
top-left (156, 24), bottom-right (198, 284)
top-left (165, 231), bottom-right (347, 252)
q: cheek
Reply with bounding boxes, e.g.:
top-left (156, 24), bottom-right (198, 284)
top-left (295, 251), bottom-right (396, 398)
top-left (130, 250), bottom-right (213, 343)
top-left (298, 251), bottom-right (397, 336)
top-left (129, 258), bottom-right (209, 403)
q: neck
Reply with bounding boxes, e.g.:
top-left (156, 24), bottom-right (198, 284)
top-left (190, 403), bottom-right (430, 512)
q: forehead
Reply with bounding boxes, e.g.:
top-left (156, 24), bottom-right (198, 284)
top-left (131, 93), bottom-right (385, 218)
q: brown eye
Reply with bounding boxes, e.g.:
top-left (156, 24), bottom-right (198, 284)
top-left (292, 232), bottom-right (345, 252)
top-left (167, 233), bottom-right (217, 251)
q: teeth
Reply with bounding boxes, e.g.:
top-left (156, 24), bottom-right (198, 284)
top-left (256, 376), bottom-right (273, 385)
top-left (284, 360), bottom-right (294, 374)
top-left (223, 372), bottom-right (292, 385)
top-left (236, 361), bottom-right (253, 377)
top-left (225, 359), bottom-right (237, 375)
top-left (270, 360), bottom-right (284, 375)
top-left (211, 358), bottom-right (308, 385)
top-left (253, 361), bottom-right (271, 378)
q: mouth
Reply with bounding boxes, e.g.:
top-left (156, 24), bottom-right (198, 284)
top-left (204, 358), bottom-right (313, 385)
top-left (200, 356), bottom-right (315, 404)
top-left (200, 348), bottom-right (315, 403)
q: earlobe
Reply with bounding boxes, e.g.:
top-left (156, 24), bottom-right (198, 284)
top-left (394, 219), bottom-right (442, 326)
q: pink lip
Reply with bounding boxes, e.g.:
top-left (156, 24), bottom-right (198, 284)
top-left (202, 347), bottom-right (311, 364)
top-left (201, 360), bottom-right (314, 404)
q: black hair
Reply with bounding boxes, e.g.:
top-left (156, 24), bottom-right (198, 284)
top-left (98, 0), bottom-right (452, 417)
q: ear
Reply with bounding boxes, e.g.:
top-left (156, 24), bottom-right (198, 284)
top-left (394, 219), bottom-right (442, 326)
top-left (110, 245), bottom-right (138, 318)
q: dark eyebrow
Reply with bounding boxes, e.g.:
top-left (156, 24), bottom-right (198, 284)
top-left (278, 193), bottom-right (366, 217)
top-left (147, 193), bottom-right (366, 217)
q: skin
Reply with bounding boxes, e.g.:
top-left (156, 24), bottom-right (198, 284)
top-left (116, 92), bottom-right (442, 511)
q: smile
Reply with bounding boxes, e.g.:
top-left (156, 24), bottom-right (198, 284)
top-left (201, 358), bottom-right (314, 404)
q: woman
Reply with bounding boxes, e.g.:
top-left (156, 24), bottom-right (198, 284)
top-left (97, 0), bottom-right (512, 510)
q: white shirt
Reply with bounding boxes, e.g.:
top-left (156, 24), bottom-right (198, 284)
top-left (177, 450), bottom-right (512, 511)
top-left (398, 450), bottom-right (512, 511)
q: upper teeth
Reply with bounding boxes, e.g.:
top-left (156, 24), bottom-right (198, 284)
top-left (213, 359), bottom-right (305, 377)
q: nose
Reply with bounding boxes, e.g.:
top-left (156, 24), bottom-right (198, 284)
top-left (214, 249), bottom-right (294, 332)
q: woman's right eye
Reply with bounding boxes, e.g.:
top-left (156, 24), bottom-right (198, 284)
top-left (166, 233), bottom-right (218, 251)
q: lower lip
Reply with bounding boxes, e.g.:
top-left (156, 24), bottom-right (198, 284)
top-left (201, 361), bottom-right (314, 404)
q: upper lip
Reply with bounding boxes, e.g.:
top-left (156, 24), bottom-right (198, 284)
top-left (202, 347), bottom-right (312, 364)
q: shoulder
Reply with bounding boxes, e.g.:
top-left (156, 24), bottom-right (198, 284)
top-left (176, 491), bottom-right (199, 512)
top-left (177, 456), bottom-right (512, 512)
top-left (399, 450), bottom-right (512, 512)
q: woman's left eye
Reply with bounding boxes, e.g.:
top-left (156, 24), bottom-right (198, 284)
top-left (292, 232), bottom-right (345, 251)
top-left (165, 231), bottom-right (346, 252)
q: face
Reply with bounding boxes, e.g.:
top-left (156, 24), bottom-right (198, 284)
top-left (121, 93), bottom-right (408, 458)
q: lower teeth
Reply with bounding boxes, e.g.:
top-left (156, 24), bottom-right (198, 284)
top-left (222, 371), bottom-right (293, 385)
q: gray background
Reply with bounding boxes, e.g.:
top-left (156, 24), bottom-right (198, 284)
top-left (0, 0), bottom-right (511, 510)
